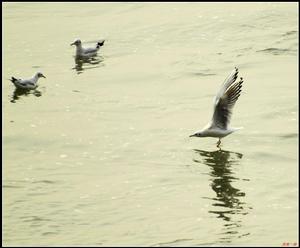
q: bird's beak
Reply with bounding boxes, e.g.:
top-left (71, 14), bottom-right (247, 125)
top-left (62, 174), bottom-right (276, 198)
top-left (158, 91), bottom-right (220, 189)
top-left (70, 42), bottom-right (75, 46)
top-left (189, 134), bottom-right (196, 137)
top-left (42, 75), bottom-right (46, 78)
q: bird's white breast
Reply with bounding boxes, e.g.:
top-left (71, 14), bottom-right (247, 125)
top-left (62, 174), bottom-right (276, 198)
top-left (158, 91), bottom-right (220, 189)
top-left (202, 128), bottom-right (234, 138)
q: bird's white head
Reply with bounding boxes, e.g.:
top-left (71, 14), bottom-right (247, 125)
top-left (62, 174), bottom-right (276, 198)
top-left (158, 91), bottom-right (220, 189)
top-left (189, 132), bottom-right (203, 138)
top-left (70, 39), bottom-right (82, 46)
top-left (36, 72), bottom-right (46, 78)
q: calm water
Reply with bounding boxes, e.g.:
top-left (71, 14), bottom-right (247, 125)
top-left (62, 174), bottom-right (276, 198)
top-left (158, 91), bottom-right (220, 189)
top-left (2, 2), bottom-right (298, 246)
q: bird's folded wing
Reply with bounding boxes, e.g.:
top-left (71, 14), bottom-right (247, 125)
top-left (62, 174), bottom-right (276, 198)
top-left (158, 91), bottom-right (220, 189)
top-left (83, 47), bottom-right (98, 54)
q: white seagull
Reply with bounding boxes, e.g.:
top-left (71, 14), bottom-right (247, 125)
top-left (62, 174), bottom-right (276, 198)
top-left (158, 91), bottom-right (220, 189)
top-left (10, 72), bottom-right (46, 90)
top-left (190, 67), bottom-right (243, 147)
top-left (70, 39), bottom-right (105, 58)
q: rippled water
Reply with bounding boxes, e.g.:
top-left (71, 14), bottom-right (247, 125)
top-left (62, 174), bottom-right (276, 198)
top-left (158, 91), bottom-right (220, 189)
top-left (2, 2), bottom-right (298, 246)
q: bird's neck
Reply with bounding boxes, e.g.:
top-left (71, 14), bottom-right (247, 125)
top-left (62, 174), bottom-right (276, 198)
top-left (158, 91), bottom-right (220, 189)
top-left (32, 74), bottom-right (39, 83)
top-left (76, 44), bottom-right (83, 54)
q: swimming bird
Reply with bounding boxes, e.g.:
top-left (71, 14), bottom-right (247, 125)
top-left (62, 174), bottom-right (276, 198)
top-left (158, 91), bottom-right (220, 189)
top-left (9, 72), bottom-right (46, 90)
top-left (190, 67), bottom-right (243, 147)
top-left (70, 39), bottom-right (105, 58)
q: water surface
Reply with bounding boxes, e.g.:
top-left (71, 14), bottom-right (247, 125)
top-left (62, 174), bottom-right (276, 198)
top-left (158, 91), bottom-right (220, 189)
top-left (2, 2), bottom-right (298, 246)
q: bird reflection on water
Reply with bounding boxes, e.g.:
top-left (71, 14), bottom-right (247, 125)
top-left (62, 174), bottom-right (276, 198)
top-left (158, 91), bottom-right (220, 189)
top-left (72, 56), bottom-right (104, 74)
top-left (10, 88), bottom-right (42, 103)
top-left (193, 148), bottom-right (250, 243)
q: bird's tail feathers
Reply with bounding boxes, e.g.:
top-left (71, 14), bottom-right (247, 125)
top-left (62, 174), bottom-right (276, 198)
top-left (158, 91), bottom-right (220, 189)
top-left (233, 127), bottom-right (243, 131)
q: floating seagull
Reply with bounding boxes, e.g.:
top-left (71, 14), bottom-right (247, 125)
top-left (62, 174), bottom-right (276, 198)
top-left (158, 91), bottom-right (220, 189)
top-left (70, 39), bottom-right (105, 58)
top-left (190, 67), bottom-right (243, 147)
top-left (10, 72), bottom-right (46, 90)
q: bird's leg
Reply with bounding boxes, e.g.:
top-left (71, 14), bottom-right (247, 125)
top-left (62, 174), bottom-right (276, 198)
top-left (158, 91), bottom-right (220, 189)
top-left (216, 138), bottom-right (221, 148)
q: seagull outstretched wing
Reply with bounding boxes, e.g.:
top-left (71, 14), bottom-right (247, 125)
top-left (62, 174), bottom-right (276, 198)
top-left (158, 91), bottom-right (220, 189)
top-left (211, 68), bottom-right (243, 129)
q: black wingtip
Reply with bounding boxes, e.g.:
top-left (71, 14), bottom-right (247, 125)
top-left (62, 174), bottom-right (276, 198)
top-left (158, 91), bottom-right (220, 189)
top-left (97, 40), bottom-right (105, 48)
top-left (10, 76), bottom-right (17, 83)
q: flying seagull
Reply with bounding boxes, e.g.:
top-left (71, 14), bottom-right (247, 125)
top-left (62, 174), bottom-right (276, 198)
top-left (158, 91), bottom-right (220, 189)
top-left (10, 72), bottom-right (46, 90)
top-left (190, 67), bottom-right (243, 147)
top-left (71, 39), bottom-right (105, 58)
